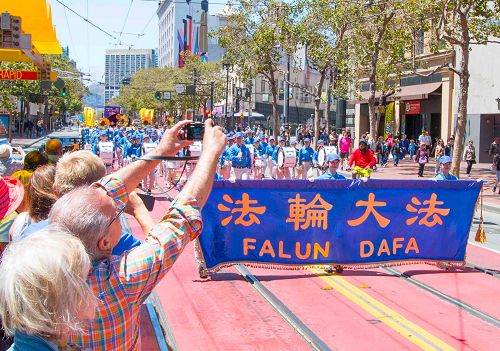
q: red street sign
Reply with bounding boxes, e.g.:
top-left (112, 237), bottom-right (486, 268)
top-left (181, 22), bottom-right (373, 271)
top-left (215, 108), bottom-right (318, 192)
top-left (0, 70), bottom-right (39, 81)
top-left (405, 101), bottom-right (421, 115)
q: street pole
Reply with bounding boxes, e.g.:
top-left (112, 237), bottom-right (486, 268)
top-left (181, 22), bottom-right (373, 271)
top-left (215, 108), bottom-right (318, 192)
top-left (224, 64), bottom-right (230, 129)
top-left (248, 81), bottom-right (253, 130)
top-left (192, 69), bottom-right (197, 121)
top-left (210, 81), bottom-right (214, 122)
top-left (284, 54), bottom-right (290, 125)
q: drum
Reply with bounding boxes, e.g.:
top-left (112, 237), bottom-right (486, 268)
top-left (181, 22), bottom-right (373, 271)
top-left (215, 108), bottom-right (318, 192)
top-left (190, 141), bottom-right (202, 157)
top-left (99, 142), bottom-right (114, 165)
top-left (143, 142), bottom-right (157, 154)
top-left (277, 147), bottom-right (297, 168)
top-left (317, 146), bottom-right (338, 167)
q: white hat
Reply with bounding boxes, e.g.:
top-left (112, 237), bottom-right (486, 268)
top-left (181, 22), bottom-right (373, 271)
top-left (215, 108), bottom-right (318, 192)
top-left (0, 144), bottom-right (12, 159)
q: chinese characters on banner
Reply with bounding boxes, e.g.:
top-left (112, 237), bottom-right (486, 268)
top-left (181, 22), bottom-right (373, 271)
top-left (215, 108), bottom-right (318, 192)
top-left (199, 180), bottom-right (481, 271)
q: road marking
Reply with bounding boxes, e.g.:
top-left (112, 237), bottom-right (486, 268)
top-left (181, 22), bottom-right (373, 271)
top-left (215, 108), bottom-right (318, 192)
top-left (309, 268), bottom-right (455, 351)
top-left (468, 242), bottom-right (500, 254)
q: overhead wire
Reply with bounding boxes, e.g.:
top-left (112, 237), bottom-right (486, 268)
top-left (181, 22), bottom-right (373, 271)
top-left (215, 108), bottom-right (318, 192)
top-left (117, 0), bottom-right (135, 46)
top-left (53, 0), bottom-right (133, 47)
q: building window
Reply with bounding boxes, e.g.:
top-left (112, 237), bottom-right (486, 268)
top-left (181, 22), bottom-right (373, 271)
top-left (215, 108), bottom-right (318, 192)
top-left (261, 80), bottom-right (266, 93)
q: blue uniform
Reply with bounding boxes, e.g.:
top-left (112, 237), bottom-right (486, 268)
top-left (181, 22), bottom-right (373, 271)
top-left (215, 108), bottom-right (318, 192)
top-left (317, 171), bottom-right (346, 180)
top-left (266, 144), bottom-right (277, 158)
top-left (245, 136), bottom-right (255, 145)
top-left (228, 143), bottom-right (252, 168)
top-left (434, 173), bottom-right (458, 180)
top-left (218, 144), bottom-right (231, 167)
top-left (298, 146), bottom-right (314, 165)
top-left (124, 142), bottom-right (142, 158)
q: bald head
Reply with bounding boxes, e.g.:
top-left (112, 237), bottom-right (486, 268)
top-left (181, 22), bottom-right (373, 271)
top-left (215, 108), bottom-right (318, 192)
top-left (45, 139), bottom-right (63, 157)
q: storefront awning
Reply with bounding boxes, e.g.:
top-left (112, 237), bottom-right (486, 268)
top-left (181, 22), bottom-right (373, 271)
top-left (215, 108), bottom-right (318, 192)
top-left (0, 0), bottom-right (61, 54)
top-left (354, 82), bottom-right (442, 103)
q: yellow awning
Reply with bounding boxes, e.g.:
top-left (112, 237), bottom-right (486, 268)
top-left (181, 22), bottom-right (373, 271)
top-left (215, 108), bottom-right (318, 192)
top-left (0, 0), bottom-right (61, 54)
top-left (0, 49), bottom-right (32, 62)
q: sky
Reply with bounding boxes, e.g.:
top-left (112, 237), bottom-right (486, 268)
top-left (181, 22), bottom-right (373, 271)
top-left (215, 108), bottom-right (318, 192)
top-left (49, 0), bottom-right (226, 85)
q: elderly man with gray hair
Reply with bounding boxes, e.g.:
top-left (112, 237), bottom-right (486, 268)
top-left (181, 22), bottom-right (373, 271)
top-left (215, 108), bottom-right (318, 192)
top-left (48, 119), bottom-right (226, 350)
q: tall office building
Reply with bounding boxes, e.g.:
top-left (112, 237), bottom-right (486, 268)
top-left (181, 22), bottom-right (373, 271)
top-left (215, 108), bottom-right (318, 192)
top-left (157, 0), bottom-right (227, 68)
top-left (104, 49), bottom-right (155, 103)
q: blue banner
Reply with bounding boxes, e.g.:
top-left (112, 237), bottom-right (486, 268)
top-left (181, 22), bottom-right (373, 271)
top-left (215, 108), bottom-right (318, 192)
top-left (199, 180), bottom-right (481, 271)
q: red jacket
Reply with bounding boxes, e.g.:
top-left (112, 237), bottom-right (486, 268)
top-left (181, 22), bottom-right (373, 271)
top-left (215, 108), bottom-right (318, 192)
top-left (349, 148), bottom-right (376, 168)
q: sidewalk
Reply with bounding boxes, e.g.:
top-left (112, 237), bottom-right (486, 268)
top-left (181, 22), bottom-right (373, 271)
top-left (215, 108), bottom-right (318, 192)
top-left (359, 158), bottom-right (500, 209)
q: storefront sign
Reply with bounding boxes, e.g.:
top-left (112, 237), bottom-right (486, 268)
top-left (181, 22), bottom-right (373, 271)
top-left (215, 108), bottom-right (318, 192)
top-left (405, 101), bottom-right (421, 115)
top-left (0, 70), bottom-right (38, 81)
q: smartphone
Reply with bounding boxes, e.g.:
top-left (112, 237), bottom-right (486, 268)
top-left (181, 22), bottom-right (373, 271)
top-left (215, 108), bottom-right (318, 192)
top-left (182, 122), bottom-right (205, 141)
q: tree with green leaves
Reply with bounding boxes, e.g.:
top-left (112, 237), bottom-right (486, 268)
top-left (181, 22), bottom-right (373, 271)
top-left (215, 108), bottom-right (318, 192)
top-left (348, 0), bottom-right (420, 139)
top-left (113, 54), bottom-right (225, 121)
top-left (218, 0), bottom-right (296, 139)
top-left (429, 0), bottom-right (500, 177)
top-left (291, 0), bottom-right (353, 145)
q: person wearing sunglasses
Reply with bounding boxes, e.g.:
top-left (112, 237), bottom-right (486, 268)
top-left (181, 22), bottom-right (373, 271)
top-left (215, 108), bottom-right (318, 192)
top-left (47, 119), bottom-right (226, 350)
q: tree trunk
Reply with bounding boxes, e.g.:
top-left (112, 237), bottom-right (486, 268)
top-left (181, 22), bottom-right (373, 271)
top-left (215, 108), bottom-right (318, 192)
top-left (368, 54), bottom-right (379, 141)
top-left (451, 43), bottom-right (469, 178)
top-left (314, 71), bottom-right (326, 148)
top-left (324, 69), bottom-right (333, 134)
top-left (270, 77), bottom-right (279, 141)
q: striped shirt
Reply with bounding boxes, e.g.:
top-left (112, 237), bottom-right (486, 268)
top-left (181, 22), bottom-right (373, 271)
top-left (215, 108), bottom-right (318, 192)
top-left (69, 176), bottom-right (203, 350)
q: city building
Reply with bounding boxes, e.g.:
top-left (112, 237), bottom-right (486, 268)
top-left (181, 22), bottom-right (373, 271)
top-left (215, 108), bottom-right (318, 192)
top-left (157, 0), bottom-right (226, 68)
top-left (351, 33), bottom-right (500, 162)
top-left (215, 53), bottom-right (346, 133)
top-left (104, 49), bottom-right (156, 103)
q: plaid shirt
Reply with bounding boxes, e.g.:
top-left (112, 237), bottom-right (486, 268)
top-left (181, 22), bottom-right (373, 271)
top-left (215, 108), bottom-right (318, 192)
top-left (69, 176), bottom-right (203, 350)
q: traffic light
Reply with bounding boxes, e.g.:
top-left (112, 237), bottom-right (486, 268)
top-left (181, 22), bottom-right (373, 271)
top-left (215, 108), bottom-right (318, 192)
top-left (155, 91), bottom-right (162, 100)
top-left (61, 87), bottom-right (67, 97)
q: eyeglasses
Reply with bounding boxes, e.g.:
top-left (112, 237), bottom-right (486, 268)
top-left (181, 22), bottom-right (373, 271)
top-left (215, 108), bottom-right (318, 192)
top-left (108, 199), bottom-right (126, 228)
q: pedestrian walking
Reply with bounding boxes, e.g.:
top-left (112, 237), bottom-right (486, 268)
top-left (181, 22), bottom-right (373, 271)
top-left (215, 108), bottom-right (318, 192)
top-left (493, 154), bottom-right (500, 193)
top-left (463, 140), bottom-right (476, 177)
top-left (434, 139), bottom-right (445, 175)
top-left (489, 136), bottom-right (500, 170)
top-left (415, 143), bottom-right (428, 177)
top-left (408, 139), bottom-right (417, 160)
top-left (390, 138), bottom-right (400, 166)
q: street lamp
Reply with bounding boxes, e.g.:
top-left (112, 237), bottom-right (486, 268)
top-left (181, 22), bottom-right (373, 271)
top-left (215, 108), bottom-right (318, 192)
top-left (222, 62), bottom-right (231, 129)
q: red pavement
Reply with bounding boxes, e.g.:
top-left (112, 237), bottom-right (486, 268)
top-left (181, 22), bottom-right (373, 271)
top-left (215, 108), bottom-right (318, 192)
top-left (367, 158), bottom-right (500, 207)
top-left (123, 176), bottom-right (500, 351)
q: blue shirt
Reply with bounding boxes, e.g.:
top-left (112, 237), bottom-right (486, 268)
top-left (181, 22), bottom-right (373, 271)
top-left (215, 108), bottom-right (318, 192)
top-left (9, 330), bottom-right (59, 351)
top-left (266, 144), bottom-right (277, 157)
top-left (244, 137), bottom-right (255, 145)
top-left (434, 173), bottom-right (458, 180)
top-left (298, 146), bottom-right (314, 164)
top-left (228, 143), bottom-right (252, 168)
top-left (316, 171), bottom-right (346, 180)
top-left (124, 143), bottom-right (142, 158)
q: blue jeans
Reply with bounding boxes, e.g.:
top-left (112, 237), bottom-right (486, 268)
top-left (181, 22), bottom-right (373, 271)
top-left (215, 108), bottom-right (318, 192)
top-left (393, 154), bottom-right (399, 166)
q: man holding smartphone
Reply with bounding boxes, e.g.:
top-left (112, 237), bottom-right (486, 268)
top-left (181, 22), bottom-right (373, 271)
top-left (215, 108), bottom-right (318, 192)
top-left (228, 132), bottom-right (252, 179)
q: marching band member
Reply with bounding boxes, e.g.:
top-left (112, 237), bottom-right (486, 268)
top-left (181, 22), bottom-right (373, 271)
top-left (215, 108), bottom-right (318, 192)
top-left (265, 137), bottom-right (277, 179)
top-left (290, 139), bottom-right (300, 179)
top-left (244, 129), bottom-right (255, 145)
top-left (229, 132), bottom-right (252, 180)
top-left (218, 134), bottom-right (234, 179)
top-left (113, 129), bottom-right (125, 168)
top-left (273, 137), bottom-right (290, 180)
top-left (95, 132), bottom-right (114, 174)
top-left (123, 133), bottom-right (142, 165)
top-left (316, 153), bottom-right (346, 180)
top-left (142, 135), bottom-right (157, 192)
top-left (312, 139), bottom-right (325, 178)
top-left (252, 139), bottom-right (265, 179)
top-left (298, 137), bottom-right (314, 179)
